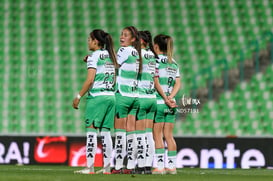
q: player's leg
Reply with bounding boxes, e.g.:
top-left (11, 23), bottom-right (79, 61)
top-left (123, 98), bottom-right (139, 174)
top-left (100, 129), bottom-right (113, 174)
top-left (152, 104), bottom-right (166, 174)
top-left (75, 97), bottom-right (98, 174)
top-left (100, 96), bottom-right (115, 174)
top-left (144, 98), bottom-right (156, 174)
top-left (113, 93), bottom-right (129, 173)
top-left (163, 108), bottom-right (177, 174)
top-left (135, 98), bottom-right (147, 174)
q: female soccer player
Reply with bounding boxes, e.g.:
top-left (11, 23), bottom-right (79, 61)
top-left (135, 30), bottom-right (157, 174)
top-left (72, 29), bottom-right (117, 174)
top-left (112, 26), bottom-right (142, 174)
top-left (152, 34), bottom-right (181, 175)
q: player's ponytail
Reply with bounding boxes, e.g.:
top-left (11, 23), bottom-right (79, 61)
top-left (124, 26), bottom-right (142, 73)
top-left (104, 33), bottom-right (118, 69)
top-left (143, 30), bottom-right (158, 58)
top-left (166, 36), bottom-right (173, 64)
top-left (154, 34), bottom-right (173, 63)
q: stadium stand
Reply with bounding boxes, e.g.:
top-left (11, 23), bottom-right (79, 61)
top-left (0, 0), bottom-right (272, 136)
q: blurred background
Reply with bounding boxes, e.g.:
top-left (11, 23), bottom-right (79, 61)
top-left (0, 0), bottom-right (273, 137)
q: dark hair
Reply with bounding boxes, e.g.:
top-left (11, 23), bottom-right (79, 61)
top-left (90, 29), bottom-right (118, 68)
top-left (124, 26), bottom-right (142, 73)
top-left (139, 30), bottom-right (158, 58)
top-left (154, 34), bottom-right (173, 63)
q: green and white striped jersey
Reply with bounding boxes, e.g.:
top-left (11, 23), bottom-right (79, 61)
top-left (137, 49), bottom-right (156, 98)
top-left (86, 49), bottom-right (115, 96)
top-left (155, 54), bottom-right (180, 104)
top-left (116, 46), bottom-right (139, 97)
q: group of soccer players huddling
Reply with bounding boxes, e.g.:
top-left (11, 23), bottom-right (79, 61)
top-left (72, 26), bottom-right (181, 175)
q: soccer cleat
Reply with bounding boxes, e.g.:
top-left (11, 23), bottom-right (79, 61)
top-left (95, 168), bottom-right (104, 174)
top-left (74, 167), bottom-right (95, 174)
top-left (152, 168), bottom-right (166, 175)
top-left (144, 167), bottom-right (152, 174)
top-left (103, 172), bottom-right (111, 175)
top-left (95, 168), bottom-right (111, 174)
top-left (122, 168), bottom-right (135, 174)
top-left (111, 168), bottom-right (122, 174)
top-left (135, 167), bottom-right (145, 174)
top-left (103, 166), bottom-right (112, 174)
top-left (165, 168), bottom-right (177, 174)
top-left (95, 166), bottom-right (112, 174)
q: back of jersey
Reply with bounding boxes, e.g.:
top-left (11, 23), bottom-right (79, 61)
top-left (116, 46), bottom-right (139, 97)
top-left (138, 48), bottom-right (156, 98)
top-left (156, 54), bottom-right (180, 104)
top-left (87, 49), bottom-right (116, 96)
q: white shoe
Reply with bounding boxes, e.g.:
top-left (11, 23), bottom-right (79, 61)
top-left (95, 167), bottom-right (111, 174)
top-left (95, 163), bottom-right (111, 174)
top-left (95, 168), bottom-right (104, 174)
top-left (74, 167), bottom-right (95, 174)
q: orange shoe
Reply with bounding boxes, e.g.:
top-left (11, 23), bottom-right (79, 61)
top-left (165, 168), bottom-right (177, 174)
top-left (152, 168), bottom-right (165, 175)
top-left (103, 172), bottom-right (111, 175)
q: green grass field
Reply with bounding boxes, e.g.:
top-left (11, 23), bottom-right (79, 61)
top-left (0, 165), bottom-right (273, 181)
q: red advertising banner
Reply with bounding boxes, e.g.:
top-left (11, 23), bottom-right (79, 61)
top-left (34, 136), bottom-right (67, 163)
top-left (0, 136), bottom-right (273, 168)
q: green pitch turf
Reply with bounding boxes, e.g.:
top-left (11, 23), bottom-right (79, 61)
top-left (0, 165), bottom-right (273, 181)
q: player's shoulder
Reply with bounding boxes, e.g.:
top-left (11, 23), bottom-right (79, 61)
top-left (118, 46), bottom-right (138, 59)
top-left (94, 49), bottom-right (110, 59)
top-left (117, 46), bottom-right (132, 53)
top-left (148, 49), bottom-right (156, 59)
top-left (89, 50), bottom-right (101, 58)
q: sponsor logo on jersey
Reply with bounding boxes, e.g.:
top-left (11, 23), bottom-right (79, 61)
top-left (100, 53), bottom-right (110, 60)
top-left (104, 62), bottom-right (115, 68)
top-left (144, 53), bottom-right (154, 59)
top-left (161, 57), bottom-right (168, 63)
top-left (131, 50), bottom-right (139, 57)
top-left (148, 61), bottom-right (156, 67)
top-left (166, 67), bottom-right (177, 75)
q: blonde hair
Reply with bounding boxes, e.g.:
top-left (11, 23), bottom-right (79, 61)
top-left (166, 36), bottom-right (173, 63)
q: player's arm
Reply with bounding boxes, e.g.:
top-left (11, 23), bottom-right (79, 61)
top-left (72, 68), bottom-right (96, 109)
top-left (168, 77), bottom-right (181, 100)
top-left (78, 68), bottom-right (96, 98)
top-left (154, 77), bottom-right (176, 108)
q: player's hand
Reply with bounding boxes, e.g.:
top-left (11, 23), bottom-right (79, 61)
top-left (165, 97), bottom-right (178, 108)
top-left (83, 55), bottom-right (88, 62)
top-left (167, 96), bottom-right (178, 108)
top-left (72, 98), bottom-right (80, 109)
